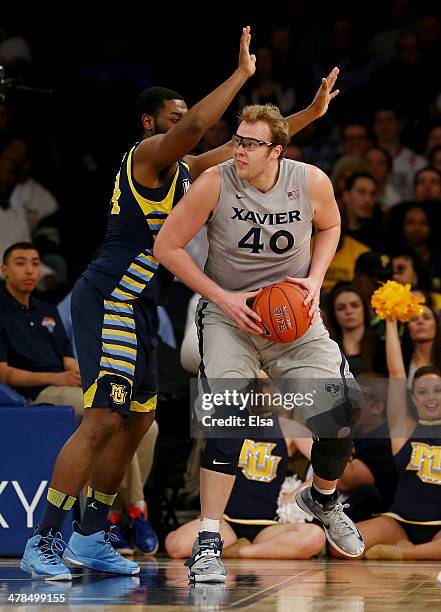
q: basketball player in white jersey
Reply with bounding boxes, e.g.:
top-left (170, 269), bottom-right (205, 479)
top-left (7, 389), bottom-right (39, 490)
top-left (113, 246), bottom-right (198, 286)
top-left (154, 104), bottom-right (365, 582)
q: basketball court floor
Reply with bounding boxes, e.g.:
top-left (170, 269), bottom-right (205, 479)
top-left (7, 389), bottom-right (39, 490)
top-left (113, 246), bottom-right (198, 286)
top-left (0, 557), bottom-right (440, 610)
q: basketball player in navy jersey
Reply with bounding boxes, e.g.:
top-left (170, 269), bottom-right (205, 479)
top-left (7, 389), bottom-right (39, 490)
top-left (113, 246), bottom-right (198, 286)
top-left (21, 26), bottom-right (340, 579)
top-left (155, 102), bottom-right (365, 582)
top-left (21, 26), bottom-right (258, 581)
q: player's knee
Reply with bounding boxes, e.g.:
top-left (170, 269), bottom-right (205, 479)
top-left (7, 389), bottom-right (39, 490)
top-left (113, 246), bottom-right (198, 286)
top-left (201, 438), bottom-right (243, 475)
top-left (165, 531), bottom-right (188, 559)
top-left (298, 525), bottom-right (326, 559)
top-left (311, 436), bottom-right (353, 480)
top-left (81, 409), bottom-right (122, 448)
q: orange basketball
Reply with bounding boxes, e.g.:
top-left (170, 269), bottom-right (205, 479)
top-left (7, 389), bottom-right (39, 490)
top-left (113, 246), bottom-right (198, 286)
top-left (252, 282), bottom-right (311, 343)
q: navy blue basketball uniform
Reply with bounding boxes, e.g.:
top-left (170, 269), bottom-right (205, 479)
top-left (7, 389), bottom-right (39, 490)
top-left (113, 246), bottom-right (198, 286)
top-left (381, 421), bottom-right (441, 544)
top-left (72, 145), bottom-right (192, 416)
top-left (224, 424), bottom-right (288, 540)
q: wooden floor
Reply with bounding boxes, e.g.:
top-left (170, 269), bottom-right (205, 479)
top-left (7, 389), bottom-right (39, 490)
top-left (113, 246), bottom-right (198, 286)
top-left (0, 557), bottom-right (440, 610)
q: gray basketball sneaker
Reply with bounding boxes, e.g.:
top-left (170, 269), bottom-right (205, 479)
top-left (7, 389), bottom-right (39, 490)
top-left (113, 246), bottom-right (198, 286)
top-left (296, 486), bottom-right (365, 558)
top-left (185, 531), bottom-right (227, 583)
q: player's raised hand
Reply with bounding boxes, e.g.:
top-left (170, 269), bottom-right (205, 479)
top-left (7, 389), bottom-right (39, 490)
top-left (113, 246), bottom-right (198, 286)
top-left (217, 289), bottom-right (263, 335)
top-left (238, 26), bottom-right (256, 79)
top-left (310, 67), bottom-right (340, 118)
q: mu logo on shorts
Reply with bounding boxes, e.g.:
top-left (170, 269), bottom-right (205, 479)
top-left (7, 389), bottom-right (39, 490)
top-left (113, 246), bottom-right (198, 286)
top-left (406, 442), bottom-right (441, 485)
top-left (238, 440), bottom-right (282, 483)
top-left (110, 383), bottom-right (128, 405)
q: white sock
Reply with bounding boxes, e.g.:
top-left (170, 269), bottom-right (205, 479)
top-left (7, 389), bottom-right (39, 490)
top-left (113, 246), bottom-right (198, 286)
top-left (199, 518), bottom-right (220, 533)
top-left (134, 500), bottom-right (146, 513)
top-left (313, 484), bottom-right (336, 495)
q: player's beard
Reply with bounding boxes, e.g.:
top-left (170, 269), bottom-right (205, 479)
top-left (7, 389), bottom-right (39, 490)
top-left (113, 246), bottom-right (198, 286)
top-left (153, 118), bottom-right (168, 135)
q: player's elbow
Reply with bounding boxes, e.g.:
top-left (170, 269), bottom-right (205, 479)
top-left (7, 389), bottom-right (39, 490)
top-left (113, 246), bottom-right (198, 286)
top-left (153, 236), bottom-right (167, 262)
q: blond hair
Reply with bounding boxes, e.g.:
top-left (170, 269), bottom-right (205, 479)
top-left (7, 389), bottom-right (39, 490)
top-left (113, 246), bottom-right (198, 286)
top-left (238, 104), bottom-right (289, 151)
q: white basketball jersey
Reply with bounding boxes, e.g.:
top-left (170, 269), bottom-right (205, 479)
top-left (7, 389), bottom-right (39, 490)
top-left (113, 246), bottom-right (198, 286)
top-left (204, 158), bottom-right (313, 292)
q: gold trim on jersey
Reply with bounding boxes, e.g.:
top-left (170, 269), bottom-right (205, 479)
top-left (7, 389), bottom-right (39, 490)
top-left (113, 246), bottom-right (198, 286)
top-left (380, 512), bottom-right (441, 526)
top-left (130, 395), bottom-right (157, 413)
top-left (223, 514), bottom-right (278, 526)
top-left (418, 418), bottom-right (441, 426)
top-left (126, 146), bottom-right (180, 216)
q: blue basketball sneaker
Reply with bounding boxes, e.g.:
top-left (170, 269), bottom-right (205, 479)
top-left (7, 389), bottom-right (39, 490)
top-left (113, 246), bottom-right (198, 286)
top-left (132, 515), bottom-right (159, 555)
top-left (108, 524), bottom-right (135, 555)
top-left (20, 529), bottom-right (72, 581)
top-left (63, 522), bottom-right (140, 575)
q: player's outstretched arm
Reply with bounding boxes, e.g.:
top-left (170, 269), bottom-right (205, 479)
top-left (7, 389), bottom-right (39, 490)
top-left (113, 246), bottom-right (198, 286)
top-left (186, 67), bottom-right (340, 180)
top-left (285, 67), bottom-right (340, 137)
top-left (153, 169), bottom-right (262, 335)
top-left (136, 27), bottom-right (256, 173)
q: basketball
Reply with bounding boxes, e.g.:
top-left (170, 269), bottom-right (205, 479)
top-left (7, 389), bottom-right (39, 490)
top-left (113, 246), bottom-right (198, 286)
top-left (252, 282), bottom-right (311, 343)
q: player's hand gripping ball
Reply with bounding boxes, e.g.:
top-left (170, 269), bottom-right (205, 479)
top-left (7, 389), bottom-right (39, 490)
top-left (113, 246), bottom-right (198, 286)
top-left (252, 282), bottom-right (311, 343)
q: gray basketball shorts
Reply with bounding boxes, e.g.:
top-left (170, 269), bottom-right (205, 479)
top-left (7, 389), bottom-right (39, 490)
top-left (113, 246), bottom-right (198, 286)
top-left (195, 300), bottom-right (362, 426)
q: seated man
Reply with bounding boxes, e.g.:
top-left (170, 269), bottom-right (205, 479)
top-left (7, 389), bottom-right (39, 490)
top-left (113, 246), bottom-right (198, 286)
top-left (165, 416), bottom-right (325, 560)
top-left (0, 242), bottom-right (83, 418)
top-left (338, 373), bottom-right (397, 521)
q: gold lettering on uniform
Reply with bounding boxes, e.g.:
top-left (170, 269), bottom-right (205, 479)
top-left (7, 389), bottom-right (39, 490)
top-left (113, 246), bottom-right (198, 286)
top-left (111, 172), bottom-right (121, 215)
top-left (110, 383), bottom-right (127, 405)
top-left (238, 439), bottom-right (282, 483)
top-left (406, 442), bottom-right (441, 485)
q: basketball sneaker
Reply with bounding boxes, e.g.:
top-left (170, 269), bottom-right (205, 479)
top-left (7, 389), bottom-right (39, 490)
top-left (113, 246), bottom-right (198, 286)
top-left (133, 515), bottom-right (159, 555)
top-left (108, 523), bottom-right (135, 555)
top-left (296, 486), bottom-right (365, 558)
top-left (63, 522), bottom-right (140, 575)
top-left (20, 529), bottom-right (72, 581)
top-left (185, 531), bottom-right (227, 583)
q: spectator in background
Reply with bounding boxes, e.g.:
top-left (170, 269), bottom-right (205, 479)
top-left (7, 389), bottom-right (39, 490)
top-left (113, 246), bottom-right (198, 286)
top-left (340, 123), bottom-right (372, 158)
top-left (194, 118), bottom-right (232, 154)
top-left (0, 242), bottom-right (83, 418)
top-left (2, 137), bottom-right (59, 230)
top-left (372, 107), bottom-right (426, 199)
top-left (401, 304), bottom-right (441, 387)
top-left (370, 30), bottom-right (433, 123)
top-left (353, 251), bottom-right (393, 319)
top-left (412, 166), bottom-right (441, 202)
top-left (429, 145), bottom-right (441, 174)
top-left (284, 140), bottom-right (304, 162)
top-left (330, 156), bottom-right (369, 207)
top-left (387, 203), bottom-right (441, 291)
top-left (425, 125), bottom-right (441, 158)
top-left (365, 146), bottom-right (401, 211)
top-left (338, 373), bottom-right (397, 522)
top-left (326, 283), bottom-right (385, 377)
top-left (341, 172), bottom-right (384, 250)
top-left (322, 227), bottom-right (370, 293)
top-left (0, 155), bottom-right (30, 261)
top-left (390, 247), bottom-right (441, 311)
top-left (237, 46), bottom-right (296, 116)
top-left (367, 0), bottom-right (415, 66)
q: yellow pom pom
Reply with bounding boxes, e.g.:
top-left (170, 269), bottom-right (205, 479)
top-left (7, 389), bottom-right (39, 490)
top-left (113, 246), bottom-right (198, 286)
top-left (371, 280), bottom-right (425, 322)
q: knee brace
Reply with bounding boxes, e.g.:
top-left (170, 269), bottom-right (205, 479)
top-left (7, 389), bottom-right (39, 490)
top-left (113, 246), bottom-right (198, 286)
top-left (201, 437), bottom-right (244, 476)
top-left (311, 436), bottom-right (353, 481)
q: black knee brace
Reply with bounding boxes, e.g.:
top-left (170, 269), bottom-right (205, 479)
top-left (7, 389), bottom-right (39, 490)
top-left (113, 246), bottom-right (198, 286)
top-left (201, 437), bottom-right (244, 476)
top-left (311, 436), bottom-right (353, 480)
top-left (306, 401), bottom-right (356, 481)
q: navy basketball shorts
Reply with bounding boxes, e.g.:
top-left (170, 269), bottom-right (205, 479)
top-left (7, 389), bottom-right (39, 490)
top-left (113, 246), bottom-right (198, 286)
top-left (71, 276), bottom-right (158, 417)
